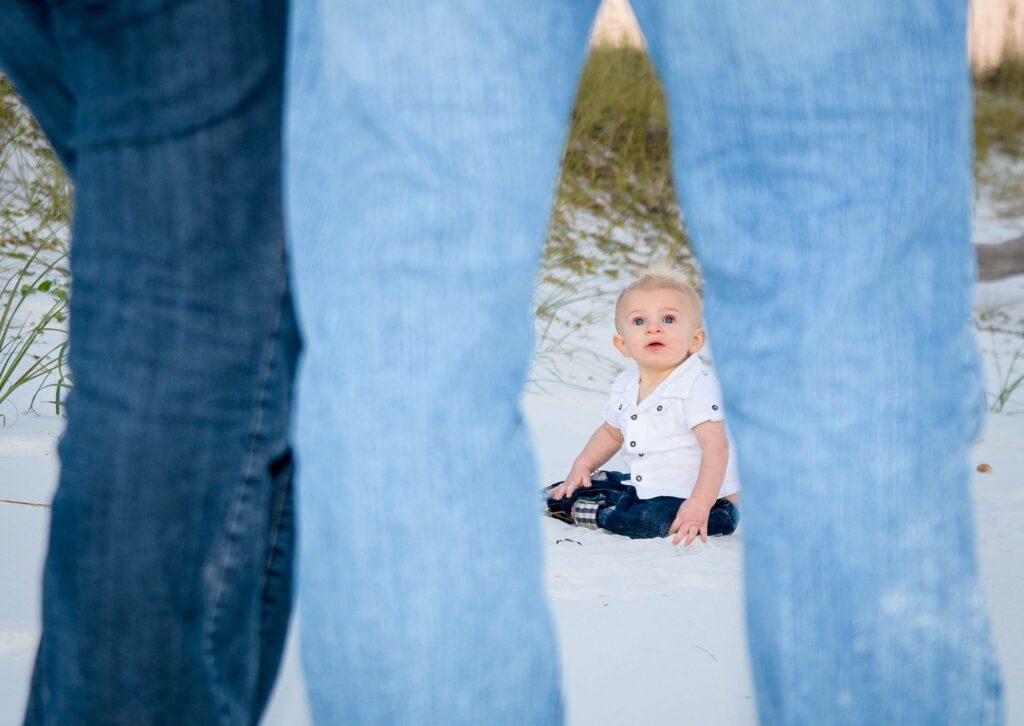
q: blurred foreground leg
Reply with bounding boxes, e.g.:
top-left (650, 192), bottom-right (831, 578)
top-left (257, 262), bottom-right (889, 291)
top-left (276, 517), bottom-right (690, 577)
top-left (631, 1), bottom-right (1003, 723)
top-left (285, 1), bottom-right (599, 722)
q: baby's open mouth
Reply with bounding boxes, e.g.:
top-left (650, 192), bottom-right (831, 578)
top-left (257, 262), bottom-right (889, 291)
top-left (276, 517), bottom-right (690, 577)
top-left (645, 341), bottom-right (664, 348)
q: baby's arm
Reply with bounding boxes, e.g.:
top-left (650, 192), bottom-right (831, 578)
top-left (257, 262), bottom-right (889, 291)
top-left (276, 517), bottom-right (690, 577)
top-left (670, 419), bottom-right (729, 545)
top-left (549, 422), bottom-right (624, 501)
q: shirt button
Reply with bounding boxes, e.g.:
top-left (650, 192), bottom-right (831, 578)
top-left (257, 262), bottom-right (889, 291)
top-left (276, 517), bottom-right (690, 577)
top-left (635, 475), bottom-right (643, 482)
top-left (629, 441), bottom-right (636, 447)
top-left (657, 405), bottom-right (663, 411)
top-left (618, 404), bottom-right (623, 410)
top-left (630, 414), bottom-right (637, 420)
top-left (712, 404), bottom-right (719, 410)
top-left (639, 453), bottom-right (645, 457)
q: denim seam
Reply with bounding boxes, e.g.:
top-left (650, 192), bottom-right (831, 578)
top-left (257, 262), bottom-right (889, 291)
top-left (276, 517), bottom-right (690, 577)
top-left (201, 263), bottom-right (286, 725)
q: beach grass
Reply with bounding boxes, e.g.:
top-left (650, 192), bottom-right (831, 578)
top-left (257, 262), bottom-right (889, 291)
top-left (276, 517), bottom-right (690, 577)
top-left (547, 48), bottom-right (688, 279)
top-left (0, 76), bottom-right (72, 418)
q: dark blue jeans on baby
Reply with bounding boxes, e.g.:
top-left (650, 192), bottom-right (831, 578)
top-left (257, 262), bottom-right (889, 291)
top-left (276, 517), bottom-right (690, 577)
top-left (546, 470), bottom-right (739, 539)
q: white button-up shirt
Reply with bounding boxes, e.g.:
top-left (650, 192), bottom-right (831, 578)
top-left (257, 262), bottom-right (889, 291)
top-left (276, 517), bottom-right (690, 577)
top-left (602, 354), bottom-right (740, 500)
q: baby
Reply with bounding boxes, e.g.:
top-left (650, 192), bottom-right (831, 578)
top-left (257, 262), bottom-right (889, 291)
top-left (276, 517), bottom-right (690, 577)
top-left (546, 265), bottom-right (740, 545)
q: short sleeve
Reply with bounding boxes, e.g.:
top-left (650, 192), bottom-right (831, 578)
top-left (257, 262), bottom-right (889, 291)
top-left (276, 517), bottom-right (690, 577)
top-left (601, 370), bottom-right (631, 431)
top-left (684, 370), bottom-right (726, 429)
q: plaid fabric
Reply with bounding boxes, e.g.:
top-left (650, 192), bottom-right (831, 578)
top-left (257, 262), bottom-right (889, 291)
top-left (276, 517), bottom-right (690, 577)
top-left (572, 499), bottom-right (603, 529)
top-left (544, 471), bottom-right (631, 527)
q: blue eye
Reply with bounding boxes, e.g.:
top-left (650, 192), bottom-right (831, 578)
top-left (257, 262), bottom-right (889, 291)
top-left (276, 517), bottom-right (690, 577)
top-left (632, 317), bottom-right (645, 326)
top-left (662, 315), bottom-right (675, 324)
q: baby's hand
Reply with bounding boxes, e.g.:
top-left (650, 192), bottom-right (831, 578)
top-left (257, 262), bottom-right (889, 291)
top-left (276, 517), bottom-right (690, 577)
top-left (550, 462), bottom-right (593, 500)
top-left (670, 498), bottom-right (713, 546)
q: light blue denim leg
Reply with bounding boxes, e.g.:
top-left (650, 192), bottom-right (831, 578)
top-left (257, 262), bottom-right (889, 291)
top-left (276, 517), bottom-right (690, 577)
top-left (630, 2), bottom-right (1003, 723)
top-left (284, 2), bottom-right (599, 722)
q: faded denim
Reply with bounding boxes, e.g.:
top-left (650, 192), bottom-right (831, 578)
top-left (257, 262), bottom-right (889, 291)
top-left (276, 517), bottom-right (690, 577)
top-left (628, 1), bottom-right (1003, 723)
top-left (287, 1), bottom-right (1002, 724)
top-left (285, 3), bottom-right (599, 723)
top-left (1, 1), bottom-right (299, 724)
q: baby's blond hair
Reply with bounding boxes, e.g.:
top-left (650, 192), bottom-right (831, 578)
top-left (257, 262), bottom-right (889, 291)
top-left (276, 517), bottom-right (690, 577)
top-left (614, 260), bottom-right (702, 331)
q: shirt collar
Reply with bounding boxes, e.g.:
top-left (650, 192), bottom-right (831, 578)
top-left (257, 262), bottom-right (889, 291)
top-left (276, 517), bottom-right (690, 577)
top-left (625, 353), bottom-right (706, 411)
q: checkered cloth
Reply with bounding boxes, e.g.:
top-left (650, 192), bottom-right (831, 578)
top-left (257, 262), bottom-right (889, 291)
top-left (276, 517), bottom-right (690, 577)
top-left (572, 498), bottom-right (603, 529)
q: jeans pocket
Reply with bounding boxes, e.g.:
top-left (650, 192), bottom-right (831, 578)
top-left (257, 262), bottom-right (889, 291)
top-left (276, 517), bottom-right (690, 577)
top-left (51, 0), bottom-right (285, 147)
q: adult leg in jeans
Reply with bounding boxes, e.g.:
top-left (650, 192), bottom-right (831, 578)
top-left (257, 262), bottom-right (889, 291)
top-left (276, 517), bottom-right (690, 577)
top-left (1, 1), bottom-right (299, 723)
top-left (629, 1), bottom-right (1003, 723)
top-left (285, 1), bottom-right (598, 722)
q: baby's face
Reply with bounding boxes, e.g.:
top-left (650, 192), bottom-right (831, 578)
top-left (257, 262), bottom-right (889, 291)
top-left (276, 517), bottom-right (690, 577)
top-left (613, 287), bottom-right (703, 369)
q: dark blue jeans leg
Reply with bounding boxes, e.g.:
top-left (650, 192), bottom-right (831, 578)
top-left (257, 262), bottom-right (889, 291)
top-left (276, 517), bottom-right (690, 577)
top-left (4, 1), bottom-right (299, 724)
top-left (597, 487), bottom-right (680, 538)
top-left (707, 498), bottom-right (740, 536)
top-left (599, 488), bottom-right (740, 539)
top-left (0, 0), bottom-right (76, 170)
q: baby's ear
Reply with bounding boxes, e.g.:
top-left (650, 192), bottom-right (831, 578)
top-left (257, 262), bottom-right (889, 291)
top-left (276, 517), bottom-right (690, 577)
top-left (689, 327), bottom-right (706, 354)
top-left (612, 334), bottom-right (629, 357)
